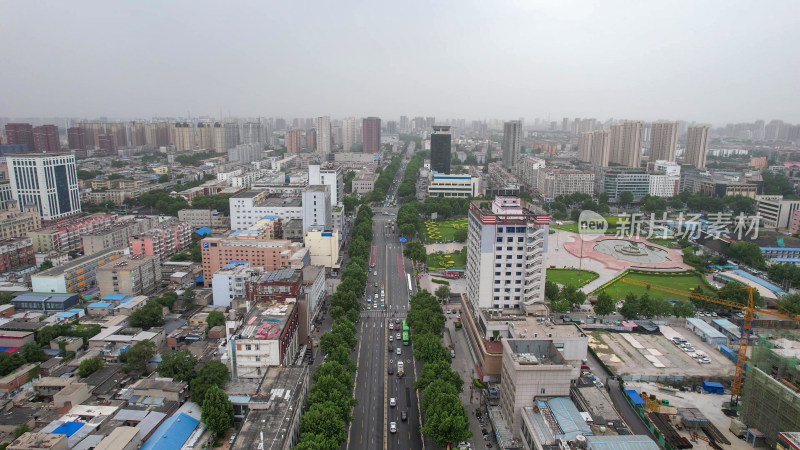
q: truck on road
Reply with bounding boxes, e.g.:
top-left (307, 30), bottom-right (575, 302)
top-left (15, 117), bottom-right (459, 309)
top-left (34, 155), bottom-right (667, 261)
top-left (397, 361), bottom-right (404, 378)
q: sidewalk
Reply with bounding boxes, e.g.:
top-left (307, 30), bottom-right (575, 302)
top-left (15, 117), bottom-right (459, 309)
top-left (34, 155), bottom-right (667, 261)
top-left (445, 310), bottom-right (497, 449)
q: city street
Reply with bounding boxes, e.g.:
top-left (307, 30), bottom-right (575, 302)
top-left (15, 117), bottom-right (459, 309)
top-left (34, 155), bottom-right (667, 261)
top-left (348, 163), bottom-right (423, 450)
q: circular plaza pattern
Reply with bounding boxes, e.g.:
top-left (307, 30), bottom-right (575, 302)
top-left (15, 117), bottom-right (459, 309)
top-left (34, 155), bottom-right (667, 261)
top-left (593, 239), bottom-right (670, 264)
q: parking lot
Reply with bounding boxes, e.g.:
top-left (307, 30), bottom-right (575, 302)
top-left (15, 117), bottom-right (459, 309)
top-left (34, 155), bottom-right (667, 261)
top-left (589, 326), bottom-right (736, 377)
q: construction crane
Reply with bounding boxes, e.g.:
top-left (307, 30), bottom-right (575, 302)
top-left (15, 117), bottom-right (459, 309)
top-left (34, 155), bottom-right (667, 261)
top-left (619, 278), bottom-right (800, 404)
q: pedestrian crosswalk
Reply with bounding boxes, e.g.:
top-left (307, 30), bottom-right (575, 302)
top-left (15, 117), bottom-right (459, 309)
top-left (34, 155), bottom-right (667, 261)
top-left (359, 310), bottom-right (408, 319)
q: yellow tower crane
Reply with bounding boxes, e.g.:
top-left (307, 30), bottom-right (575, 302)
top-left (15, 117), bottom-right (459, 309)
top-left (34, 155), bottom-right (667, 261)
top-left (619, 278), bottom-right (800, 404)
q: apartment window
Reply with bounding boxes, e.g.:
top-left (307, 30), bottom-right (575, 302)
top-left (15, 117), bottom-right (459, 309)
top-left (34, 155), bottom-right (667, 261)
top-left (505, 263), bottom-right (511, 267)
top-left (496, 237), bottom-right (503, 242)
top-left (504, 288), bottom-right (510, 292)
top-left (495, 280), bottom-right (500, 284)
top-left (516, 263), bottom-right (522, 268)
top-left (517, 237), bottom-right (524, 242)
top-left (245, 345), bottom-right (252, 351)
top-left (515, 296), bottom-right (521, 300)
top-left (495, 263), bottom-right (501, 267)
top-left (507, 237), bottom-right (513, 243)
top-left (495, 272), bottom-right (500, 276)
top-left (494, 296), bottom-right (500, 300)
top-left (516, 280), bottom-right (522, 284)
top-left (494, 288), bottom-right (500, 292)
top-left (506, 246), bottom-right (512, 251)
top-left (497, 227), bottom-right (503, 232)
top-left (517, 255), bottom-right (523, 259)
top-left (495, 255), bottom-right (501, 259)
top-left (494, 304), bottom-right (500, 309)
top-left (496, 246), bottom-right (502, 251)
top-left (516, 272), bottom-right (522, 276)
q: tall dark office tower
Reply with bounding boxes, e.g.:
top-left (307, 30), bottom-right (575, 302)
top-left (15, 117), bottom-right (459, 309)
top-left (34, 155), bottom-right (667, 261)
top-left (502, 120), bottom-right (522, 170)
top-left (362, 117), bottom-right (381, 153)
top-left (5, 123), bottom-right (34, 152)
top-left (430, 126), bottom-right (452, 174)
top-left (33, 125), bottom-right (60, 153)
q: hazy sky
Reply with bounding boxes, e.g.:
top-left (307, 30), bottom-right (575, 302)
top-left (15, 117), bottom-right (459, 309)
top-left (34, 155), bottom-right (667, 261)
top-left (2, 1), bottom-right (799, 125)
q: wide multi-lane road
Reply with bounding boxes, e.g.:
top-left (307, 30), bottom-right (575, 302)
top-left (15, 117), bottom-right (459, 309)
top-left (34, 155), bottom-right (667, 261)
top-left (348, 163), bottom-right (422, 449)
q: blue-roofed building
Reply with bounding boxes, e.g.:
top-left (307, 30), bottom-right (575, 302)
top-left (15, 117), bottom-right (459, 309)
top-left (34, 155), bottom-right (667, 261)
top-left (685, 318), bottom-right (728, 345)
top-left (51, 421), bottom-right (85, 437)
top-left (586, 435), bottom-right (659, 449)
top-left (87, 302), bottom-right (114, 316)
top-left (12, 293), bottom-right (80, 311)
top-left (761, 247), bottom-right (800, 259)
top-left (194, 226), bottom-right (211, 236)
top-left (102, 293), bottom-right (129, 302)
top-left (140, 402), bottom-right (203, 450)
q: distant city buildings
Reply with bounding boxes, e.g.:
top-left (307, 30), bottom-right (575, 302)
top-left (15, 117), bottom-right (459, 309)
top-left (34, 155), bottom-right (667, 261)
top-left (609, 120), bottom-right (643, 168)
top-left (342, 117), bottom-right (358, 152)
top-left (315, 116), bottom-right (331, 157)
top-left (4, 124), bottom-right (35, 152)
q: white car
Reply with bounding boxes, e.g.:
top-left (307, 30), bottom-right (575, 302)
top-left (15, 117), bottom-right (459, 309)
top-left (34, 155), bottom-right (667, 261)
top-left (389, 335), bottom-right (394, 342)
top-left (389, 397), bottom-right (396, 407)
top-left (396, 333), bottom-right (401, 340)
top-left (389, 422), bottom-right (397, 433)
top-left (396, 347), bottom-right (402, 355)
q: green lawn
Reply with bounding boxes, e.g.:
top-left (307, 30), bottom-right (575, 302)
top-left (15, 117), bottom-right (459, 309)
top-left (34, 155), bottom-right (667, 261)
top-left (595, 270), bottom-right (711, 301)
top-left (423, 218), bottom-right (468, 243)
top-left (546, 269), bottom-right (599, 288)
top-left (426, 251), bottom-right (467, 270)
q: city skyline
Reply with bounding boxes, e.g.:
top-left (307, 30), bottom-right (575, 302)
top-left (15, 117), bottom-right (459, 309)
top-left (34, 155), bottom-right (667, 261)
top-left (1, 1), bottom-right (799, 123)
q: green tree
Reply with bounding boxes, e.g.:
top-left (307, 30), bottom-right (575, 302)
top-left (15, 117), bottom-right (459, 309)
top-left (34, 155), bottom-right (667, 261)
top-left (206, 310), bottom-right (225, 328)
top-left (190, 360), bottom-right (230, 404)
top-left (403, 241), bottom-right (427, 264)
top-left (78, 356), bottom-right (105, 377)
top-left (416, 361), bottom-right (463, 392)
top-left (201, 385), bottom-right (234, 435)
top-left (545, 280), bottom-right (560, 302)
top-left (673, 300), bottom-right (696, 318)
top-left (37, 325), bottom-right (60, 346)
top-left (619, 191), bottom-right (634, 205)
top-left (158, 174), bottom-right (170, 183)
top-left (119, 340), bottom-right (156, 373)
top-left (129, 301), bottom-right (165, 329)
top-left (421, 392), bottom-right (472, 447)
top-left (550, 298), bottom-right (571, 313)
top-left (726, 241), bottom-right (766, 269)
top-left (183, 287), bottom-right (195, 308)
top-left (342, 195), bottom-right (359, 214)
top-left (38, 259), bottom-right (53, 272)
top-left (776, 293), bottom-right (800, 315)
top-left (13, 424), bottom-right (31, 438)
top-left (0, 292), bottom-right (12, 305)
top-left (20, 342), bottom-right (46, 363)
top-left (619, 293), bottom-right (640, 320)
top-left (299, 402), bottom-right (347, 447)
top-left (434, 285), bottom-right (451, 304)
top-left (453, 227), bottom-right (468, 242)
top-left (593, 291), bottom-right (615, 317)
top-left (412, 333), bottom-right (450, 363)
top-left (157, 350), bottom-right (198, 382)
top-left (560, 284), bottom-right (586, 308)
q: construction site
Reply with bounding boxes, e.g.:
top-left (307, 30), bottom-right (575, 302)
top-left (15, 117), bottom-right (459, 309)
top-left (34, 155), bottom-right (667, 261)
top-left (739, 335), bottom-right (800, 448)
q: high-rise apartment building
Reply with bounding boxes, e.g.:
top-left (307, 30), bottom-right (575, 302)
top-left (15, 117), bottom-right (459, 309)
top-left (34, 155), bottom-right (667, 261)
top-left (577, 132), bottom-right (592, 163)
top-left (465, 197), bottom-right (549, 313)
top-left (97, 134), bottom-right (117, 154)
top-left (650, 121), bottom-right (678, 162)
top-left (537, 170), bottom-right (595, 202)
top-left (362, 117), bottom-right (381, 153)
top-left (502, 121), bottom-right (522, 170)
top-left (241, 122), bottom-right (265, 146)
top-left (308, 164), bottom-right (343, 206)
top-left (67, 127), bottom-right (88, 150)
top-left (430, 125), bottom-right (452, 174)
top-left (128, 121), bottom-right (148, 147)
top-left (609, 121), bottom-right (643, 168)
top-left (7, 153), bottom-right (81, 222)
top-left (146, 122), bottom-right (173, 147)
top-left (342, 117), bottom-right (358, 152)
top-left (172, 122), bottom-right (196, 151)
top-left (685, 125), bottom-right (710, 168)
top-left (4, 124), bottom-right (34, 152)
top-left (302, 185), bottom-right (332, 232)
top-left (590, 129), bottom-right (610, 167)
top-left (315, 116), bottom-right (331, 157)
top-left (197, 122), bottom-right (214, 151)
top-left (286, 129), bottom-right (303, 153)
top-left (200, 237), bottom-right (306, 287)
top-left (33, 125), bottom-right (60, 153)
top-left (213, 122), bottom-right (240, 153)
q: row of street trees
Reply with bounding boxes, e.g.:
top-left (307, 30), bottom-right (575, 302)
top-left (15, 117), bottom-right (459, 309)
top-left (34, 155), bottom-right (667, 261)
top-left (407, 290), bottom-right (471, 446)
top-left (397, 155), bottom-right (423, 202)
top-left (295, 205), bottom-right (374, 448)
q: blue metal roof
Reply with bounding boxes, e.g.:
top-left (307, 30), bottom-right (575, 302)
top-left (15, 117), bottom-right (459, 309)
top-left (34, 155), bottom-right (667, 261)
top-left (732, 269), bottom-right (785, 295)
top-left (51, 421), bottom-right (84, 437)
top-left (625, 389), bottom-right (645, 405)
top-left (194, 227), bottom-right (211, 236)
top-left (771, 257), bottom-right (800, 262)
top-left (102, 293), bottom-right (128, 301)
top-left (761, 247), bottom-right (800, 251)
top-left (141, 412), bottom-right (199, 450)
top-left (88, 302), bottom-right (112, 308)
top-left (55, 311), bottom-right (79, 318)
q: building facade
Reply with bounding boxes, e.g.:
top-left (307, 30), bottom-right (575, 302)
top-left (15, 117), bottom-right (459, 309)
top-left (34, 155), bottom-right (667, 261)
top-left (536, 170), bottom-right (595, 202)
top-left (301, 185), bottom-right (332, 232)
top-left (609, 120), bottom-right (643, 168)
top-left (96, 254), bottom-right (161, 297)
top-left (685, 125), bottom-right (710, 168)
top-left (31, 247), bottom-right (126, 293)
top-left (362, 117), bottom-right (381, 153)
top-left (465, 197), bottom-right (549, 312)
top-left (649, 121), bottom-right (678, 162)
top-left (427, 172), bottom-right (480, 198)
top-left (0, 237), bottom-right (35, 274)
top-left (33, 125), bottom-right (60, 153)
top-left (7, 153), bottom-right (81, 222)
top-left (601, 169), bottom-right (650, 202)
top-left (200, 238), bottom-right (307, 287)
top-left (430, 126), bottom-right (452, 174)
top-left (502, 121), bottom-right (522, 170)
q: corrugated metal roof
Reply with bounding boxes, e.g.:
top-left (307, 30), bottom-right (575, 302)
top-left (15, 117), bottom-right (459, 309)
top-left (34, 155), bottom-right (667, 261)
top-left (140, 413), bottom-right (199, 450)
top-left (547, 397), bottom-right (592, 441)
top-left (586, 434), bottom-right (659, 449)
top-left (686, 318), bottom-right (727, 340)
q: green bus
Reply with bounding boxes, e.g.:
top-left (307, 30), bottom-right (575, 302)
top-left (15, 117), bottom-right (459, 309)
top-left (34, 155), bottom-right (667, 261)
top-left (402, 320), bottom-right (409, 345)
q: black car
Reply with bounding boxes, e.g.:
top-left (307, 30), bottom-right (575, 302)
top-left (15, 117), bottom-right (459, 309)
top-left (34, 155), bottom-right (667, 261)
top-left (388, 344), bottom-right (393, 351)
top-left (388, 366), bottom-right (394, 375)
top-left (401, 411), bottom-right (408, 421)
